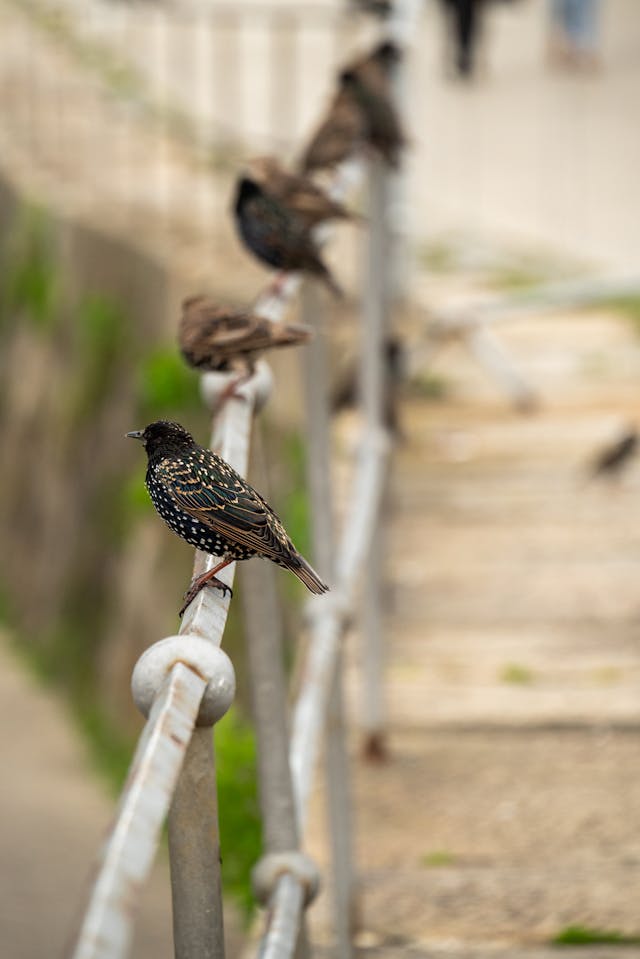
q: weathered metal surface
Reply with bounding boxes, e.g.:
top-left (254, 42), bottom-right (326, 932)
top-left (359, 154), bottom-right (390, 757)
top-left (168, 727), bottom-right (225, 959)
top-left (169, 386), bottom-right (258, 959)
top-left (71, 386), bottom-right (257, 959)
top-left (258, 875), bottom-right (306, 959)
top-left (71, 664), bottom-right (207, 959)
top-left (300, 279), bottom-right (355, 959)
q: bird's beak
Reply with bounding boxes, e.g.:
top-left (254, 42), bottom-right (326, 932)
top-left (126, 430), bottom-right (145, 441)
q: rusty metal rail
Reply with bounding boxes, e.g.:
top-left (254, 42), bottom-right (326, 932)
top-left (66, 0), bottom-right (422, 956)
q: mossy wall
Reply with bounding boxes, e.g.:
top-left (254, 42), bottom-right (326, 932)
top-left (0, 169), bottom-right (285, 912)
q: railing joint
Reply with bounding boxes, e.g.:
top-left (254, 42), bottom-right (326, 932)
top-left (131, 635), bottom-right (236, 727)
top-left (252, 852), bottom-right (321, 909)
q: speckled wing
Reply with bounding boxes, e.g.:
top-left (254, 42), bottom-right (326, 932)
top-left (180, 305), bottom-right (262, 368)
top-left (155, 452), bottom-right (295, 561)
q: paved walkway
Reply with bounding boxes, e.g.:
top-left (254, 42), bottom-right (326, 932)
top-left (306, 283), bottom-right (640, 954)
top-left (1, 2), bottom-right (640, 957)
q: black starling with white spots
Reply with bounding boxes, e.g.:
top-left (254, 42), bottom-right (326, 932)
top-left (247, 156), bottom-right (360, 229)
top-left (179, 296), bottom-right (311, 375)
top-left (233, 175), bottom-right (343, 297)
top-left (127, 421), bottom-right (329, 614)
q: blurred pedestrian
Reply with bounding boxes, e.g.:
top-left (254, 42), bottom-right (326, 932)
top-left (548, 0), bottom-right (601, 68)
top-left (440, 0), bottom-right (485, 78)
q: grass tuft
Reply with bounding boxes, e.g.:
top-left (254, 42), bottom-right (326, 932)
top-left (552, 925), bottom-right (640, 946)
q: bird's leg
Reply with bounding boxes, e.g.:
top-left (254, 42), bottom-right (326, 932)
top-left (179, 557), bottom-right (234, 616)
top-left (214, 371), bottom-right (252, 411)
top-left (267, 271), bottom-right (287, 298)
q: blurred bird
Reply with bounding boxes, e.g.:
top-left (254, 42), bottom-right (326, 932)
top-left (127, 420), bottom-right (329, 615)
top-left (300, 40), bottom-right (405, 173)
top-left (299, 86), bottom-right (366, 174)
top-left (233, 175), bottom-right (343, 296)
top-left (179, 296), bottom-right (311, 376)
top-left (247, 156), bottom-right (361, 229)
top-left (588, 425), bottom-right (638, 482)
top-left (348, 39), bottom-right (403, 89)
top-left (349, 0), bottom-right (394, 17)
top-left (338, 66), bottom-right (406, 168)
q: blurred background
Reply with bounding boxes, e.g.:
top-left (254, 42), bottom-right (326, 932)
top-left (1, 0), bottom-right (639, 956)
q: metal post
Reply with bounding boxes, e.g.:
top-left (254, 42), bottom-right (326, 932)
top-left (360, 155), bottom-right (389, 761)
top-left (241, 424), bottom-right (311, 959)
top-left (168, 727), bottom-right (225, 959)
top-left (300, 281), bottom-right (355, 959)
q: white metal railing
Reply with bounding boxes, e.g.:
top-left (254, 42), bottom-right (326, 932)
top-left (68, 2), bottom-right (423, 957)
top-left (422, 273), bottom-right (640, 412)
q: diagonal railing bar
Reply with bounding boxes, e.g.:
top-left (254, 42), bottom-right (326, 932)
top-left (425, 273), bottom-right (640, 337)
top-left (70, 376), bottom-right (262, 959)
top-left (70, 664), bottom-right (207, 959)
top-left (254, 2), bottom-right (422, 953)
top-left (69, 1), bottom-right (423, 955)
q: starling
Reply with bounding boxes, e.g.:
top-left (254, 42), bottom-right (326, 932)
top-left (338, 66), bottom-right (406, 168)
top-left (179, 295), bottom-right (311, 375)
top-left (247, 156), bottom-right (360, 229)
top-left (233, 175), bottom-right (343, 296)
top-left (589, 426), bottom-right (638, 481)
top-left (127, 421), bottom-right (329, 614)
top-left (299, 86), bottom-right (366, 174)
top-left (347, 39), bottom-right (403, 89)
top-left (300, 40), bottom-right (404, 173)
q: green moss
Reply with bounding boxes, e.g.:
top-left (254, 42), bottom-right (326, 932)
top-left (552, 926), bottom-right (640, 946)
top-left (499, 663), bottom-right (534, 685)
top-left (137, 347), bottom-right (202, 420)
top-left (216, 710), bottom-right (262, 918)
top-left (602, 295), bottom-right (640, 335)
top-left (420, 850), bottom-right (455, 867)
top-left (4, 205), bottom-right (59, 331)
top-left (419, 241), bottom-right (456, 273)
top-left (68, 294), bottom-right (131, 424)
top-left (407, 371), bottom-right (449, 401)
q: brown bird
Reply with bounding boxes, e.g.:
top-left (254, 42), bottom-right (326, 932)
top-left (179, 296), bottom-right (312, 375)
top-left (347, 39), bottom-right (403, 91)
top-left (299, 86), bottom-right (366, 174)
top-left (247, 156), bottom-right (360, 229)
top-left (338, 66), bottom-right (406, 168)
top-left (300, 40), bottom-right (404, 173)
top-left (233, 175), bottom-right (343, 297)
top-left (588, 425), bottom-right (638, 481)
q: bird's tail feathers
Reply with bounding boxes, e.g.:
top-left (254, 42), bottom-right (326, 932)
top-left (273, 322), bottom-right (313, 348)
top-left (317, 262), bottom-right (344, 299)
top-left (289, 553), bottom-right (330, 595)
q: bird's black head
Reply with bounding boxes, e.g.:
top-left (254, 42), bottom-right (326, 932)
top-left (127, 421), bottom-right (195, 459)
top-left (234, 175), bottom-right (262, 212)
top-left (373, 40), bottom-right (402, 65)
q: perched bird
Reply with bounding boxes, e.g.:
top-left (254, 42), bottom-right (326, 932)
top-left (588, 426), bottom-right (638, 481)
top-left (347, 39), bottom-right (403, 89)
top-left (247, 156), bottom-right (360, 229)
top-left (127, 421), bottom-right (329, 614)
top-left (349, 0), bottom-right (394, 17)
top-left (338, 66), bottom-right (406, 168)
top-left (179, 296), bottom-right (311, 376)
top-left (300, 40), bottom-right (405, 173)
top-left (233, 175), bottom-right (343, 296)
top-left (299, 86), bottom-right (366, 174)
